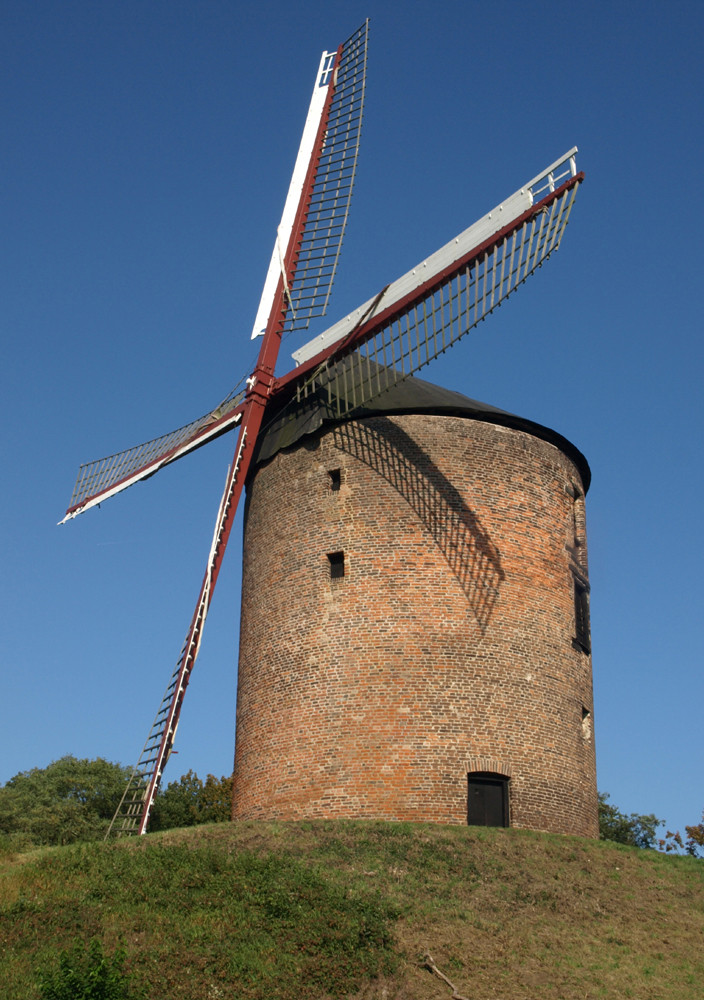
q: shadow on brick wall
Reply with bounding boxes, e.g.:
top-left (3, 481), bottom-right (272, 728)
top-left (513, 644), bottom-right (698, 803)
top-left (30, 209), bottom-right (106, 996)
top-left (332, 418), bottom-right (504, 631)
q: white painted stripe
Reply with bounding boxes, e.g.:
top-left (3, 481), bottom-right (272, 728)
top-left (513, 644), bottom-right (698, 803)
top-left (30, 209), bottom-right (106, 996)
top-left (250, 50), bottom-right (335, 339)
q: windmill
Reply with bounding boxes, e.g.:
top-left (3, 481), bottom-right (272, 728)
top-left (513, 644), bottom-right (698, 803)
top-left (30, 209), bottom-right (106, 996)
top-left (61, 21), bottom-right (584, 837)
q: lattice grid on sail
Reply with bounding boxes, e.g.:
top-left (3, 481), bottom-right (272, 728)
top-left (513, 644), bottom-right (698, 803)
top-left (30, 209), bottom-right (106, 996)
top-left (106, 417), bottom-right (250, 837)
top-left (283, 20), bottom-right (368, 333)
top-left (105, 650), bottom-right (186, 837)
top-left (296, 179), bottom-right (580, 416)
top-left (65, 386), bottom-right (246, 516)
top-left (105, 580), bottom-right (207, 837)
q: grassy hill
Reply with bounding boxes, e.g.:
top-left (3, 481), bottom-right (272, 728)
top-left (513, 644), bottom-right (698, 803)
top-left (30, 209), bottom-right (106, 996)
top-left (1, 820), bottom-right (702, 999)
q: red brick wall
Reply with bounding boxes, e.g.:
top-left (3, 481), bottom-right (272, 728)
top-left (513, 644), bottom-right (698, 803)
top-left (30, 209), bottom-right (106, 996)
top-left (232, 413), bottom-right (598, 837)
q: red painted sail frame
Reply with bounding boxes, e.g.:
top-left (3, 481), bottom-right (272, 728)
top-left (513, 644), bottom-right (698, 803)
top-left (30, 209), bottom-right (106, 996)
top-left (105, 23), bottom-right (367, 837)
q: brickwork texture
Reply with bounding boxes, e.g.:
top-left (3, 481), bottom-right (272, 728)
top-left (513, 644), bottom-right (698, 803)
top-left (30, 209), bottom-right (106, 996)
top-left (232, 412), bottom-right (598, 837)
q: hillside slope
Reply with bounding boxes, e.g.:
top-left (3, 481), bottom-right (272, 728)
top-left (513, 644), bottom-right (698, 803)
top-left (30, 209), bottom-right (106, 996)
top-left (1, 821), bottom-right (702, 999)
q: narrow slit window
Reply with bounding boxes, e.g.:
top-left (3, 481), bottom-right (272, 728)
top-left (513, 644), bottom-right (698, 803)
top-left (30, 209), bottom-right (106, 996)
top-left (328, 468), bottom-right (341, 492)
top-left (581, 707), bottom-right (592, 740)
top-left (571, 491), bottom-right (586, 555)
top-left (573, 578), bottom-right (591, 653)
top-left (328, 551), bottom-right (345, 579)
top-left (565, 482), bottom-right (586, 559)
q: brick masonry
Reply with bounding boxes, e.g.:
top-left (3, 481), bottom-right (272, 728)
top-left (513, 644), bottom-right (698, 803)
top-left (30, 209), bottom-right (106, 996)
top-left (232, 412), bottom-right (598, 837)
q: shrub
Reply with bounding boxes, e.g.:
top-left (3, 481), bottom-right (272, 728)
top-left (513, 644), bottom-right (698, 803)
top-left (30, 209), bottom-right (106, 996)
top-left (37, 939), bottom-right (141, 1000)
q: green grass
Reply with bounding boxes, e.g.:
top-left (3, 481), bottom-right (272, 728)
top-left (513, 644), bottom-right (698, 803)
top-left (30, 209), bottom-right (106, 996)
top-left (1, 821), bottom-right (702, 999)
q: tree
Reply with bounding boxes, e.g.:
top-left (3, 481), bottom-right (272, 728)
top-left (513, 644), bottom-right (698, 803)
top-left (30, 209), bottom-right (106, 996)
top-left (0, 756), bottom-right (133, 847)
top-left (149, 770), bottom-right (203, 831)
top-left (199, 772), bottom-right (233, 823)
top-left (660, 811), bottom-right (704, 858)
top-left (149, 770), bottom-right (232, 831)
top-left (598, 792), bottom-right (662, 849)
top-left (687, 816), bottom-right (704, 856)
top-left (0, 756), bottom-right (233, 848)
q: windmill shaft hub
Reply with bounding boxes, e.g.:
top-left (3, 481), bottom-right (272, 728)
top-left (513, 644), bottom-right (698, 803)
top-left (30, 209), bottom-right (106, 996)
top-left (246, 368), bottom-right (276, 405)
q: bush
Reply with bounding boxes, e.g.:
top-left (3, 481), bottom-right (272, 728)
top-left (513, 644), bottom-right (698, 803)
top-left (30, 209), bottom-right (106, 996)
top-left (37, 939), bottom-right (141, 1000)
top-left (0, 755), bottom-right (234, 847)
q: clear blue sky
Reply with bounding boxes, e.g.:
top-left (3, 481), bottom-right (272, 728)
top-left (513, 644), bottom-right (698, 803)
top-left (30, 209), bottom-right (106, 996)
top-left (2, 0), bottom-right (702, 840)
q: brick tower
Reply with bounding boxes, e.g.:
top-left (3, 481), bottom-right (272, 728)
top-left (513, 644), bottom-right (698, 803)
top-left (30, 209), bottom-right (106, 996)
top-left (232, 376), bottom-right (597, 837)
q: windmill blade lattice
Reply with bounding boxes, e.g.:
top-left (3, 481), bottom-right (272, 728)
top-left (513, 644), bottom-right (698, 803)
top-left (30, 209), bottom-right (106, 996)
top-left (61, 386), bottom-right (246, 522)
top-left (289, 155), bottom-right (582, 418)
top-left (106, 427), bottom-right (249, 837)
top-left (282, 21), bottom-right (367, 333)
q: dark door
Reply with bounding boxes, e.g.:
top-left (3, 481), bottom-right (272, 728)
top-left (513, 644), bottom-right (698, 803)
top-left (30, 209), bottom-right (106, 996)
top-left (467, 774), bottom-right (508, 827)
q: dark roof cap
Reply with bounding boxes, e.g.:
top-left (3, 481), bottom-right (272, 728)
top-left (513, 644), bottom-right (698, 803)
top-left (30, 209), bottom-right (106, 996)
top-left (255, 370), bottom-right (590, 492)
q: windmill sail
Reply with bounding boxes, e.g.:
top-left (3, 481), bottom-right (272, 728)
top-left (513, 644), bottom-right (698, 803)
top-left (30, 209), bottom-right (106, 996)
top-left (106, 426), bottom-right (250, 837)
top-left (286, 149), bottom-right (582, 417)
top-left (60, 388), bottom-right (246, 523)
top-left (250, 20), bottom-right (367, 339)
top-left (281, 21), bottom-right (367, 333)
top-left (103, 23), bottom-right (369, 837)
top-left (62, 22), bottom-right (368, 526)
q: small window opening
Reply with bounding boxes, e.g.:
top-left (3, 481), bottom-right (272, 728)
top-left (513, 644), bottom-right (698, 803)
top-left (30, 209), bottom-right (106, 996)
top-left (581, 707), bottom-right (592, 741)
top-left (467, 772), bottom-right (509, 828)
top-left (328, 551), bottom-right (345, 579)
top-left (328, 468), bottom-right (341, 492)
top-left (573, 578), bottom-right (591, 653)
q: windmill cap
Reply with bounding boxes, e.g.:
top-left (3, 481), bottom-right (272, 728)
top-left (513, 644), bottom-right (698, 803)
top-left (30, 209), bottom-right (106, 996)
top-left (254, 370), bottom-right (591, 493)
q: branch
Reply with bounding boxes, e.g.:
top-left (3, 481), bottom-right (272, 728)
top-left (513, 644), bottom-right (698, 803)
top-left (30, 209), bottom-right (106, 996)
top-left (422, 952), bottom-right (470, 1000)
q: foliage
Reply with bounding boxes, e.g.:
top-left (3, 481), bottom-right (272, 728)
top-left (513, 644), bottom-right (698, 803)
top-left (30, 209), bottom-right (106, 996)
top-left (598, 792), bottom-right (662, 849)
top-left (0, 758), bottom-right (233, 848)
top-left (199, 772), bottom-right (233, 823)
top-left (150, 771), bottom-right (232, 832)
top-left (660, 811), bottom-right (704, 858)
top-left (36, 938), bottom-right (140, 1000)
top-left (0, 757), bottom-right (133, 848)
top-left (149, 769), bottom-right (202, 831)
